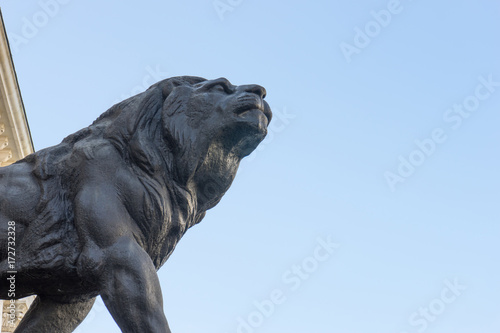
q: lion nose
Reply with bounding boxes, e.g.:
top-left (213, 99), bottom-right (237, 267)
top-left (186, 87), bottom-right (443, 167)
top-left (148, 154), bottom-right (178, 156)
top-left (242, 84), bottom-right (267, 99)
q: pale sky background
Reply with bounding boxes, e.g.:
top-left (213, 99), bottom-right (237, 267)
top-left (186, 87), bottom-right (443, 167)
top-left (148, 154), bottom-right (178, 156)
top-left (1, 1), bottom-right (500, 332)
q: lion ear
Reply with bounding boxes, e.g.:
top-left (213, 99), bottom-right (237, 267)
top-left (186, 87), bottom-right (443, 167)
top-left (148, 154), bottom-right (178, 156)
top-left (161, 81), bottom-right (176, 100)
top-left (160, 76), bottom-right (206, 100)
top-left (161, 79), bottom-right (185, 100)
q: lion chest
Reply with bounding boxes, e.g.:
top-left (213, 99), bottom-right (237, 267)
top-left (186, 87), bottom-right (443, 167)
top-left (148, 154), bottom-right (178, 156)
top-left (114, 170), bottom-right (195, 264)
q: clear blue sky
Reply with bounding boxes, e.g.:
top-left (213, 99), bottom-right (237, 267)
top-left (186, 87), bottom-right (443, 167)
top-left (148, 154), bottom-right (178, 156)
top-left (2, 1), bottom-right (499, 332)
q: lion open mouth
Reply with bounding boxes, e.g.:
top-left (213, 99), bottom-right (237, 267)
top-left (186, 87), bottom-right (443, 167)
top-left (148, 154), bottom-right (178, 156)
top-left (234, 98), bottom-right (272, 125)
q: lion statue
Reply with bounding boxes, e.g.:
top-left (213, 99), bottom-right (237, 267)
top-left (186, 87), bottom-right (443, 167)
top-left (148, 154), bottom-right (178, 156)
top-left (0, 76), bottom-right (272, 332)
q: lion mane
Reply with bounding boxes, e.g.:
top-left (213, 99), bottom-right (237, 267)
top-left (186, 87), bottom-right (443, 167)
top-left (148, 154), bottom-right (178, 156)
top-left (20, 76), bottom-right (210, 269)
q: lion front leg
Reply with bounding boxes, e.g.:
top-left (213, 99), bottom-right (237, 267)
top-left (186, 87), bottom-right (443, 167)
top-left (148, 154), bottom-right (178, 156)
top-left (14, 296), bottom-right (96, 333)
top-left (99, 237), bottom-right (171, 333)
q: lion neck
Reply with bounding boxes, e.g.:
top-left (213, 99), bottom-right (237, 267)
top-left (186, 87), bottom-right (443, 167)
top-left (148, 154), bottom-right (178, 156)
top-left (173, 139), bottom-right (241, 214)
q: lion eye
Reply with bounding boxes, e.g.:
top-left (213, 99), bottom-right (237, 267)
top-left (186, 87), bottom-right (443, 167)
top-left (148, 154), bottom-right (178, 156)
top-left (210, 83), bottom-right (231, 94)
top-left (212, 85), bottom-right (225, 92)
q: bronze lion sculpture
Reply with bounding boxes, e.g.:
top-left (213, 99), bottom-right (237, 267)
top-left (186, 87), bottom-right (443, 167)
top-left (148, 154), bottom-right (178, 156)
top-left (0, 76), bottom-right (272, 332)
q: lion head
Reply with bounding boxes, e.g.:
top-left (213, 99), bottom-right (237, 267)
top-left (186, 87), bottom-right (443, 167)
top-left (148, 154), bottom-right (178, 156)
top-left (62, 76), bottom-right (272, 214)
top-left (158, 76), bottom-right (272, 211)
top-left (161, 77), bottom-right (272, 159)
